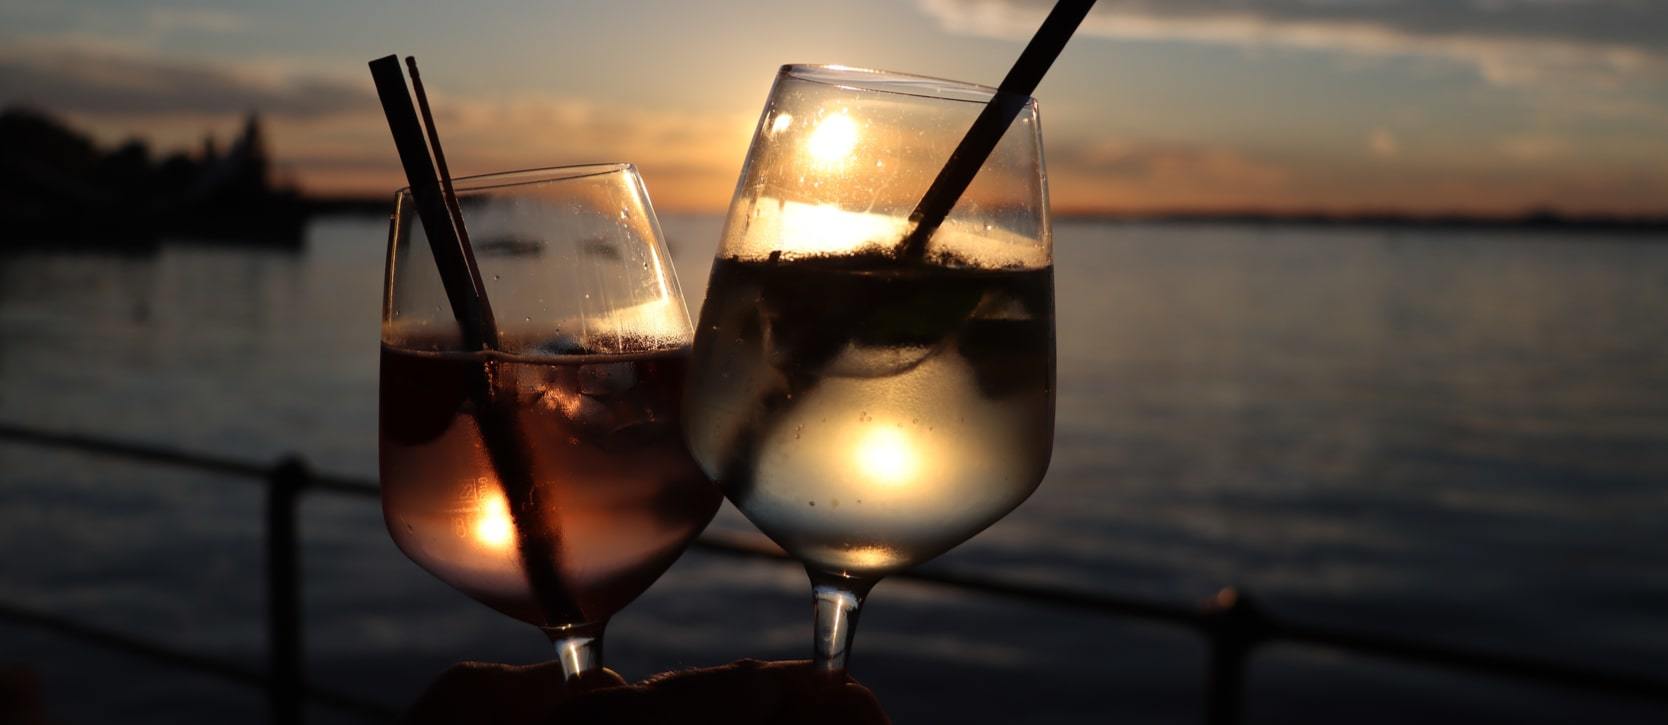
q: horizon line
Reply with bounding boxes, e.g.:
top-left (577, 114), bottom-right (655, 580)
top-left (300, 194), bottom-right (1668, 230)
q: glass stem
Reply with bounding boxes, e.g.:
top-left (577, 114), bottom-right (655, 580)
top-left (809, 569), bottom-right (878, 676)
top-left (544, 621), bottom-right (606, 681)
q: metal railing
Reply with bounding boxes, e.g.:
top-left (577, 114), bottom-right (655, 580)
top-left (1, 421), bottom-right (1665, 724)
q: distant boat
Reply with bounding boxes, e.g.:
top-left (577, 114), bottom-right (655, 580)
top-left (473, 235), bottom-right (546, 257)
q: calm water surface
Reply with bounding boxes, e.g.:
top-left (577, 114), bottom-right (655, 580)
top-left (1, 216), bottom-right (1665, 723)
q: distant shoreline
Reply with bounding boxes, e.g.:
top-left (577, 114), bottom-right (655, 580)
top-left (1053, 210), bottom-right (1668, 234)
top-left (306, 195), bottom-right (1668, 235)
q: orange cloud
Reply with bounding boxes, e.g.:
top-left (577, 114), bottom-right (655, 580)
top-left (0, 40), bottom-right (757, 209)
top-left (380, 93), bottom-right (757, 210)
top-left (1048, 137), bottom-right (1292, 212)
top-left (0, 40), bottom-right (369, 119)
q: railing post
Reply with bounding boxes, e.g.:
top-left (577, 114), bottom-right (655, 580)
top-left (1202, 587), bottom-right (1268, 725)
top-left (266, 456), bottom-right (309, 725)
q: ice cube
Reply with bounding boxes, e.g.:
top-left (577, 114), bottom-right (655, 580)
top-left (564, 394), bottom-right (614, 434)
top-left (579, 362), bottom-right (637, 395)
top-left (537, 336), bottom-right (589, 355)
top-left (602, 419), bottom-right (676, 453)
top-left (822, 341), bottom-right (943, 379)
top-left (969, 289), bottom-right (1029, 320)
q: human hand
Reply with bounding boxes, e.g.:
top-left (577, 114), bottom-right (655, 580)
top-left (403, 658), bottom-right (889, 725)
top-left (0, 666), bottom-right (49, 725)
top-left (401, 660), bottom-right (625, 725)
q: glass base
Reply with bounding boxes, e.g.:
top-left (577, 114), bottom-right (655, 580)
top-left (808, 569), bottom-right (878, 676)
top-left (542, 621), bottom-right (606, 681)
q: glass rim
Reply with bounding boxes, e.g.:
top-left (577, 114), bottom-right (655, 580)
top-left (779, 64), bottom-right (1028, 105)
top-left (393, 162), bottom-right (635, 197)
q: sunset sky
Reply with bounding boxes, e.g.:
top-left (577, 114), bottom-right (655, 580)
top-left (4, 0), bottom-right (1667, 215)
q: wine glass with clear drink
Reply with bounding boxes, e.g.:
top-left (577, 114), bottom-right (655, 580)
top-left (684, 66), bottom-right (1054, 674)
top-left (380, 164), bottom-right (721, 680)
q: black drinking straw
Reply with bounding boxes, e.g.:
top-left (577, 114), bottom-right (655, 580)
top-left (368, 55), bottom-right (499, 351)
top-left (369, 55), bottom-right (583, 627)
top-left (897, 0), bottom-right (1097, 261)
top-left (404, 56), bottom-right (483, 289)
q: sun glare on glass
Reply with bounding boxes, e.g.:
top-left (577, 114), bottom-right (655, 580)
top-left (807, 112), bottom-right (860, 166)
top-left (854, 426), bottom-right (918, 486)
top-left (769, 112), bottom-right (794, 135)
top-left (473, 488), bottom-right (516, 550)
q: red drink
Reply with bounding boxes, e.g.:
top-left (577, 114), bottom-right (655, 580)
top-left (380, 343), bottom-right (720, 627)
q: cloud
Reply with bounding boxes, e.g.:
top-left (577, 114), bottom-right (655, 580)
top-left (216, 90), bottom-right (756, 204)
top-left (1042, 131), bottom-right (1668, 215)
top-left (0, 41), bottom-right (370, 119)
top-left (0, 38), bottom-right (757, 206)
top-left (1368, 128), bottom-right (1398, 158)
top-left (145, 7), bottom-right (246, 35)
top-left (1496, 133), bottom-right (1572, 162)
top-left (917, 0), bottom-right (1667, 89)
top-left (1047, 137), bottom-right (1292, 211)
top-left (389, 92), bottom-right (756, 208)
top-left (1065, 138), bottom-right (1286, 184)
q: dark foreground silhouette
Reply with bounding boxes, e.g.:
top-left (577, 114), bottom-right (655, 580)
top-left (0, 107), bottom-right (304, 247)
top-left (0, 667), bottom-right (46, 725)
top-left (403, 659), bottom-right (890, 725)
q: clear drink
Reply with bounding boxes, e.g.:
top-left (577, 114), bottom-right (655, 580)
top-left (380, 342), bottom-right (721, 627)
top-left (685, 255), bottom-right (1054, 576)
top-left (686, 64), bottom-right (1054, 674)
